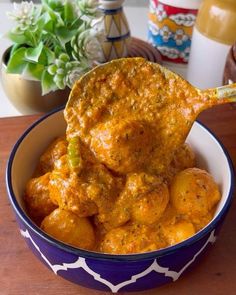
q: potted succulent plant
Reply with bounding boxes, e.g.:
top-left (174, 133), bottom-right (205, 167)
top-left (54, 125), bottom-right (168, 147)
top-left (1, 0), bottom-right (105, 114)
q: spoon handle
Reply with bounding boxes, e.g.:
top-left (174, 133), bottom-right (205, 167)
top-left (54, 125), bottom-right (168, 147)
top-left (215, 83), bottom-right (236, 102)
top-left (197, 83), bottom-right (236, 112)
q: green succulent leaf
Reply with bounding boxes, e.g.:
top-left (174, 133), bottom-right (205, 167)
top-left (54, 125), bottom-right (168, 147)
top-left (25, 42), bottom-right (44, 63)
top-left (56, 78), bottom-right (66, 90)
top-left (37, 12), bottom-right (51, 31)
top-left (43, 47), bottom-right (55, 64)
top-left (22, 63), bottom-right (44, 80)
top-left (34, 5), bottom-right (43, 20)
top-left (41, 69), bottom-right (58, 95)
top-left (6, 47), bottom-right (28, 74)
top-left (48, 64), bottom-right (57, 75)
top-left (43, 18), bottom-right (55, 33)
top-left (7, 31), bottom-right (28, 45)
top-left (70, 17), bottom-right (84, 30)
top-left (54, 45), bottom-right (63, 57)
top-left (59, 53), bottom-right (70, 63)
top-left (24, 31), bottom-right (39, 47)
top-left (41, 0), bottom-right (64, 27)
top-left (38, 49), bottom-right (48, 65)
top-left (55, 27), bottom-right (78, 47)
top-left (42, 0), bottom-right (63, 11)
top-left (56, 68), bottom-right (65, 75)
top-left (9, 44), bottom-right (22, 58)
top-left (5, 0), bottom-right (103, 95)
top-left (64, 1), bottom-right (76, 23)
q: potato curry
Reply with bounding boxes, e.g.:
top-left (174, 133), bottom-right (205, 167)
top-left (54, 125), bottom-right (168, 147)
top-left (25, 58), bottom-right (221, 254)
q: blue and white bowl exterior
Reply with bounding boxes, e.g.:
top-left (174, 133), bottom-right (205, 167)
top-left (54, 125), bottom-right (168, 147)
top-left (6, 108), bottom-right (234, 292)
top-left (17, 219), bottom-right (219, 292)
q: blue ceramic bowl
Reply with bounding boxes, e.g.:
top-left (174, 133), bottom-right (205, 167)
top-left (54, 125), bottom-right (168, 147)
top-left (6, 108), bottom-right (234, 292)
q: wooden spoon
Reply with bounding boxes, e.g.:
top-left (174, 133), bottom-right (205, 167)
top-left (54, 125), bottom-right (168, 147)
top-left (64, 57), bottom-right (236, 175)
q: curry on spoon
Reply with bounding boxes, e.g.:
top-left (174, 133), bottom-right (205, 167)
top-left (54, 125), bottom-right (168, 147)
top-left (65, 57), bottom-right (235, 176)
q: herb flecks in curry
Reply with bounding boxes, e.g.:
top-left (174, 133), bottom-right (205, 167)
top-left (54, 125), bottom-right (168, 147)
top-left (25, 58), bottom-right (222, 254)
top-left (65, 58), bottom-right (223, 175)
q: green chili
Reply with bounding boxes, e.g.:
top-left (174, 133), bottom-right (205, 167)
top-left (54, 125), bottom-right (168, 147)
top-left (68, 136), bottom-right (82, 174)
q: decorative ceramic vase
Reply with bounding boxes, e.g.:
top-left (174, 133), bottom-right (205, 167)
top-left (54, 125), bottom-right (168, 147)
top-left (0, 47), bottom-right (70, 115)
top-left (99, 0), bottom-right (131, 61)
top-left (187, 0), bottom-right (236, 89)
top-left (148, 0), bottom-right (201, 64)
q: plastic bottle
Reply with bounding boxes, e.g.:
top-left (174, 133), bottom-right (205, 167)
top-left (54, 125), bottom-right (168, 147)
top-left (187, 0), bottom-right (236, 89)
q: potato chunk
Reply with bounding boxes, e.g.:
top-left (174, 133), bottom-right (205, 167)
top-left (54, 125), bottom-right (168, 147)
top-left (170, 168), bottom-right (221, 228)
top-left (38, 137), bottom-right (68, 174)
top-left (100, 223), bottom-right (166, 254)
top-left (99, 173), bottom-right (169, 229)
top-left (162, 221), bottom-right (195, 246)
top-left (131, 184), bottom-right (169, 225)
top-left (49, 170), bottom-right (98, 217)
top-left (41, 208), bottom-right (95, 250)
top-left (90, 119), bottom-right (155, 174)
top-left (49, 161), bottom-right (121, 218)
top-left (25, 173), bottom-right (57, 224)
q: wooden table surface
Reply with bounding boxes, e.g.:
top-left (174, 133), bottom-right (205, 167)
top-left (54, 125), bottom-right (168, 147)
top-left (1, 105), bottom-right (236, 295)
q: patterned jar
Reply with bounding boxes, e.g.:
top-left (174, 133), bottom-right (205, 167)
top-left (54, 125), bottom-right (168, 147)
top-left (187, 0), bottom-right (236, 89)
top-left (148, 0), bottom-right (201, 64)
top-left (99, 0), bottom-right (131, 62)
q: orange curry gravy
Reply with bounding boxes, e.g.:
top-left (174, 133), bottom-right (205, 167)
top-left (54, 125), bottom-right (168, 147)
top-left (25, 58), bottom-right (221, 254)
top-left (65, 58), bottom-right (219, 175)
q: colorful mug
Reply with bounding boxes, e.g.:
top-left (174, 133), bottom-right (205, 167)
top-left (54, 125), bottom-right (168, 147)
top-left (148, 0), bottom-right (201, 64)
